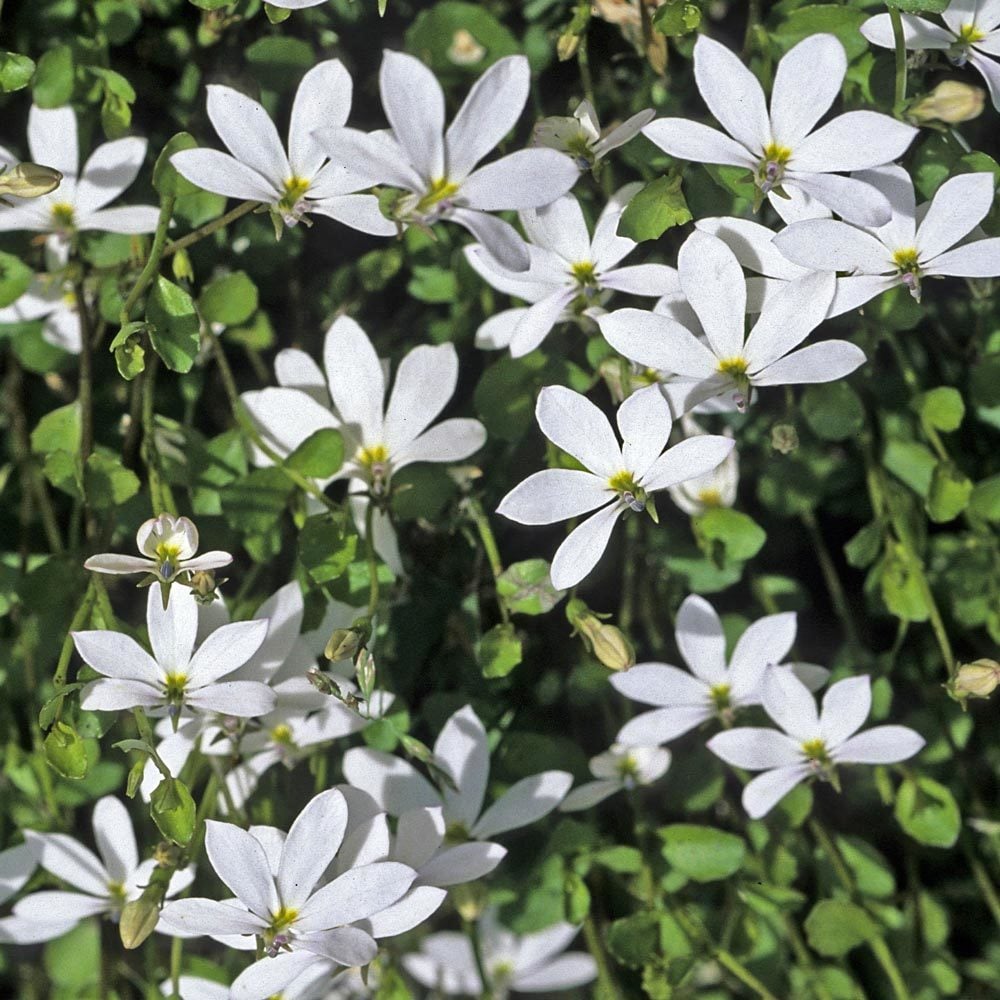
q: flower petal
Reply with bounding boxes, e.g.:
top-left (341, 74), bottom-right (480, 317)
top-left (14, 891), bottom-right (108, 924)
top-left (917, 172), bottom-right (997, 261)
top-left (205, 820), bottom-right (278, 918)
top-left (535, 384), bottom-right (622, 478)
top-left (792, 111), bottom-right (917, 174)
top-left (323, 315), bottom-right (385, 444)
top-left (434, 705), bottom-right (490, 830)
top-left (761, 667), bottom-right (819, 740)
top-left (75, 138), bottom-right (147, 214)
top-left (187, 619), bottom-right (268, 686)
top-left (514, 953), bottom-right (597, 992)
top-left (773, 219), bottom-right (893, 276)
top-left (299, 925), bottom-right (378, 964)
top-left (314, 127), bottom-right (422, 191)
top-left (393, 418), bottom-right (486, 469)
top-left (520, 194), bottom-right (591, 261)
top-left (288, 59), bottom-right (353, 179)
top-left (362, 885), bottom-right (447, 938)
top-left (146, 585), bottom-right (198, 675)
top-left (383, 343), bottom-right (457, 451)
top-left (611, 662), bottom-right (707, 707)
top-left (618, 384), bottom-right (673, 478)
top-left (230, 952), bottom-right (323, 1000)
top-left (206, 84), bottom-right (290, 185)
top-left (160, 897), bottom-right (266, 936)
top-left (380, 51), bottom-right (445, 181)
top-left (559, 780), bottom-right (620, 811)
top-left (497, 469), bottom-right (612, 525)
top-left (675, 594), bottom-right (728, 684)
top-left (23, 831), bottom-right (107, 895)
top-left (789, 171), bottom-right (893, 228)
top-left (752, 340), bottom-right (866, 386)
top-left (819, 675), bottom-right (872, 748)
top-left (550, 502), bottom-right (622, 590)
top-left (834, 726), bottom-right (925, 765)
top-left (509, 289), bottom-right (576, 358)
top-left (296, 861), bottom-right (416, 931)
top-left (276, 789), bottom-right (349, 910)
top-left (600, 263), bottom-right (676, 296)
top-left (924, 237), bottom-right (1000, 277)
top-left (728, 613), bottom-right (797, 700)
top-left (393, 807), bottom-right (445, 869)
top-left (693, 35), bottom-right (769, 155)
top-left (170, 149), bottom-right (279, 203)
top-left (449, 206), bottom-right (531, 271)
top-left (92, 797), bottom-right (138, 885)
top-left (679, 231), bottom-right (746, 360)
top-left (598, 309), bottom-right (718, 379)
top-left (417, 841), bottom-right (507, 887)
top-left (642, 119), bottom-right (755, 168)
top-left (860, 13), bottom-right (954, 50)
top-left (79, 206), bottom-right (160, 234)
top-left (80, 679), bottom-right (163, 712)
top-left (770, 34), bottom-right (847, 147)
top-left (616, 706), bottom-right (712, 746)
top-left (742, 765), bottom-right (811, 818)
top-left (72, 629), bottom-right (159, 683)
top-left (642, 434), bottom-right (735, 494)
top-left (28, 106), bottom-right (79, 178)
top-left (308, 193), bottom-right (397, 236)
top-left (342, 747), bottom-right (440, 814)
top-left (470, 771), bottom-right (573, 839)
top-left (460, 149), bottom-right (578, 211)
top-left (707, 728), bottom-right (803, 769)
top-left (185, 681), bottom-right (275, 718)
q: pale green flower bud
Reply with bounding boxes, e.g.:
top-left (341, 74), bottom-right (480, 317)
top-left (0, 162), bottom-right (62, 199)
top-left (566, 598), bottom-right (636, 671)
top-left (950, 658), bottom-right (1000, 702)
top-left (909, 81), bottom-right (985, 125)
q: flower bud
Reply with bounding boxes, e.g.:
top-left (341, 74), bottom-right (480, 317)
top-left (150, 776), bottom-right (197, 846)
top-left (771, 423), bottom-right (799, 455)
top-left (566, 598), bottom-right (636, 671)
top-left (557, 31), bottom-right (580, 61)
top-left (0, 162), bottom-right (62, 199)
top-left (357, 648), bottom-right (376, 703)
top-left (909, 81), bottom-right (985, 125)
top-left (448, 28), bottom-right (486, 66)
top-left (186, 570), bottom-right (222, 604)
top-left (950, 658), bottom-right (1000, 702)
top-left (44, 721), bottom-right (90, 779)
top-left (306, 666), bottom-right (342, 697)
top-left (119, 894), bottom-right (162, 950)
top-left (451, 882), bottom-right (489, 922)
top-left (324, 617), bottom-right (371, 662)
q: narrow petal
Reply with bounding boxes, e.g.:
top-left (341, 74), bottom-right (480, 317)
top-left (752, 340), bottom-right (866, 386)
top-left (230, 952), bottom-right (322, 1000)
top-left (393, 807), bottom-right (445, 869)
top-left (417, 842), bottom-right (507, 886)
top-left (694, 35), bottom-right (769, 155)
top-left (341, 747), bottom-right (440, 814)
top-left (449, 207), bottom-right (530, 271)
top-left (509, 289), bottom-right (576, 358)
top-left (820, 675), bottom-right (871, 747)
top-left (313, 126), bottom-right (422, 191)
top-left (307, 194), bottom-right (398, 236)
top-left (515, 953), bottom-right (597, 992)
top-left (0, 844), bottom-right (35, 905)
top-left (520, 195), bottom-right (591, 261)
top-left (856, 163), bottom-right (917, 248)
top-left (446, 55), bottom-right (529, 179)
top-left (464, 244), bottom-right (554, 300)
top-left (742, 766), bottom-right (811, 818)
top-left (206, 84), bottom-right (290, 185)
top-left (697, 216), bottom-right (805, 279)
top-left (675, 594), bottom-right (728, 684)
top-left (275, 790), bottom-right (349, 910)
top-left (593, 108), bottom-right (657, 158)
top-left (296, 861), bottom-right (416, 931)
top-left (590, 182), bottom-right (644, 269)
top-left (185, 681), bottom-right (275, 718)
top-left (917, 172), bottom-right (996, 260)
top-left (600, 264), bottom-right (676, 296)
top-left (72, 630), bottom-right (160, 683)
top-left (497, 470), bottom-right (612, 526)
top-left (362, 885), bottom-right (447, 938)
top-left (925, 237), bottom-right (1000, 277)
top-left (242, 387), bottom-right (339, 461)
top-left (80, 679), bottom-right (163, 712)
top-left (75, 137), bottom-right (147, 214)
top-left (205, 820), bottom-right (278, 918)
top-left (598, 309), bottom-right (718, 379)
top-left (476, 308), bottom-right (527, 350)
top-left (560, 780), bottom-right (620, 811)
top-left (147, 585), bottom-right (197, 674)
top-left (393, 418), bottom-right (486, 469)
top-left (770, 34), bottom-right (846, 148)
top-left (274, 348), bottom-right (327, 401)
top-left (616, 706), bottom-right (712, 746)
top-left (14, 891), bottom-right (108, 924)
top-left (728, 613), bottom-right (797, 700)
top-left (679, 231), bottom-right (746, 359)
top-left (434, 705), bottom-right (490, 830)
top-left (380, 50), bottom-right (445, 181)
top-left (774, 219), bottom-right (893, 276)
top-left (299, 925), bottom-right (378, 964)
top-left (642, 435), bottom-right (735, 493)
top-left (170, 149), bottom-right (279, 202)
top-left (618, 385), bottom-right (673, 477)
top-left (323, 315), bottom-right (385, 444)
top-left (182, 551), bottom-right (233, 573)
top-left (834, 726), bottom-right (925, 764)
top-left (79, 206), bottom-right (160, 234)
top-left (642, 119), bottom-right (755, 168)
top-left (92, 798), bottom-right (138, 884)
top-left (470, 771), bottom-right (573, 839)
top-left (288, 59), bottom-right (353, 179)
top-left (160, 897), bottom-right (266, 937)
top-left (383, 344), bottom-right (457, 452)
top-left (860, 13), bottom-right (954, 50)
top-left (186, 619), bottom-right (268, 685)
top-left (535, 384), bottom-right (622, 478)
top-left (707, 728), bottom-right (803, 769)
top-left (761, 667), bottom-right (819, 740)
top-left (460, 149), bottom-right (578, 211)
top-left (550, 502), bottom-right (622, 590)
top-left (968, 52), bottom-right (1000, 111)
top-left (610, 662), bottom-right (707, 707)
top-left (789, 172), bottom-right (893, 228)
top-left (23, 831), bottom-right (107, 895)
top-left (28, 106), bottom-right (79, 178)
top-left (792, 112), bottom-right (917, 174)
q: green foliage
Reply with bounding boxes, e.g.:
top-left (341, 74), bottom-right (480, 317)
top-left (146, 276), bottom-right (201, 373)
top-left (804, 899), bottom-right (878, 956)
top-left (658, 824), bottom-right (746, 882)
top-left (617, 175), bottom-right (692, 242)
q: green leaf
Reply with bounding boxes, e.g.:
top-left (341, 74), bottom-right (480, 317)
top-left (0, 249), bottom-right (33, 308)
top-left (617, 175), bottom-right (692, 242)
top-left (44, 920), bottom-right (100, 989)
top-left (478, 622), bottom-right (523, 678)
top-left (0, 51), bottom-right (36, 92)
top-left (659, 824), bottom-right (746, 882)
top-left (32, 45), bottom-right (74, 107)
top-left (406, 1), bottom-right (519, 78)
top-left (220, 467), bottom-right (293, 535)
top-left (285, 428), bottom-right (344, 479)
top-left (877, 543), bottom-right (930, 622)
top-left (199, 271), bottom-right (259, 326)
top-left (31, 402), bottom-right (82, 456)
top-left (606, 912), bottom-right (662, 968)
top-left (837, 836), bottom-right (896, 899)
top-left (265, 2), bottom-right (293, 23)
top-left (915, 387), bottom-right (965, 432)
top-left (802, 382), bottom-right (864, 441)
top-left (497, 559), bottom-right (564, 616)
top-left (591, 846), bottom-right (644, 874)
top-left (883, 439), bottom-right (936, 497)
top-left (895, 775), bottom-right (960, 848)
top-left (892, 0), bottom-right (949, 12)
top-left (407, 265), bottom-right (459, 303)
top-left (804, 899), bottom-right (878, 957)
top-left (694, 507), bottom-right (766, 564)
top-left (652, 0), bottom-right (702, 36)
top-left (926, 461), bottom-right (973, 523)
top-left (245, 37), bottom-right (314, 90)
top-left (969, 474), bottom-right (1000, 522)
top-left (971, 355), bottom-right (1000, 409)
top-left (844, 521), bottom-right (883, 570)
top-left (146, 276), bottom-right (200, 373)
top-left (84, 451), bottom-right (141, 509)
top-left (109, 321), bottom-right (147, 380)
top-left (153, 133), bottom-right (200, 198)
top-left (298, 512), bottom-right (358, 585)
top-left (773, 5), bottom-right (869, 59)
top-left (95, 0), bottom-right (142, 44)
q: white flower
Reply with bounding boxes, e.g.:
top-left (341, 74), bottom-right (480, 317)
top-left (12, 797), bottom-right (194, 940)
top-left (403, 911), bottom-right (597, 996)
top-left (315, 51), bottom-right (579, 270)
top-left (707, 671), bottom-right (925, 818)
top-left (532, 99), bottom-right (655, 170)
top-left (160, 789), bottom-right (417, 1000)
top-left (0, 273), bottom-right (83, 353)
top-left (171, 61), bottom-right (394, 237)
top-left (497, 385), bottom-right (735, 590)
top-left (343, 704), bottom-right (572, 840)
top-left (158, 977), bottom-right (229, 1000)
top-left (598, 231), bottom-right (866, 415)
top-left (465, 184), bottom-right (676, 356)
top-left (0, 843), bottom-right (62, 945)
top-left (611, 595), bottom-right (828, 746)
top-left (0, 106), bottom-right (158, 238)
top-left (862, 1), bottom-right (1000, 110)
top-left (773, 166), bottom-right (1000, 305)
top-left (74, 585), bottom-right (274, 720)
top-left (560, 744), bottom-right (670, 811)
top-left (642, 34), bottom-right (917, 226)
top-left (667, 416), bottom-right (739, 516)
top-left (84, 513), bottom-right (233, 584)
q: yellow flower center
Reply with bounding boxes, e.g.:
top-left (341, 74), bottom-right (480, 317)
top-left (616, 753), bottom-right (640, 779)
top-left (710, 682), bottom-right (731, 711)
top-left (154, 541), bottom-right (184, 580)
top-left (608, 470), bottom-right (640, 494)
top-left (163, 672), bottom-right (187, 703)
top-left (107, 881), bottom-right (127, 905)
top-left (698, 487), bottom-right (723, 507)
top-left (571, 260), bottom-right (598, 287)
top-left (270, 724), bottom-right (293, 745)
top-left (717, 356), bottom-right (748, 378)
top-left (445, 821), bottom-right (470, 844)
top-left (416, 176), bottom-right (460, 214)
top-left (892, 247), bottom-right (920, 272)
top-left (356, 443), bottom-right (389, 468)
top-left (279, 176), bottom-right (310, 214)
top-left (762, 142), bottom-right (792, 165)
top-left (50, 202), bottom-right (75, 227)
top-left (801, 737), bottom-right (830, 763)
top-left (959, 22), bottom-right (986, 43)
top-left (268, 905), bottom-right (298, 934)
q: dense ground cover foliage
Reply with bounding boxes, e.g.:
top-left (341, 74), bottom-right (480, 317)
top-left (0, 0), bottom-right (998, 997)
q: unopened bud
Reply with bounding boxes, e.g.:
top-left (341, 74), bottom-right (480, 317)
top-left (150, 776), bottom-right (196, 846)
top-left (949, 658), bottom-right (1000, 702)
top-left (448, 28), bottom-right (486, 66)
top-left (0, 162), bottom-right (62, 199)
top-left (44, 721), bottom-right (89, 779)
top-left (307, 666), bottom-right (342, 697)
top-left (119, 894), bottom-right (162, 949)
top-left (452, 882), bottom-right (489, 922)
top-left (172, 248), bottom-right (194, 282)
top-left (909, 81), bottom-right (985, 125)
top-left (186, 569), bottom-right (221, 604)
top-left (771, 423), bottom-right (799, 454)
top-left (324, 616), bottom-right (371, 662)
top-left (557, 31), bottom-right (580, 61)
top-left (566, 598), bottom-right (636, 671)
top-left (357, 648), bottom-right (376, 703)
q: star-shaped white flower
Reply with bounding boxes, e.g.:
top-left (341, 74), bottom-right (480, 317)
top-left (560, 743), bottom-right (671, 812)
top-left (773, 166), bottom-right (1000, 305)
top-left (862, 1), bottom-right (1000, 110)
top-left (13, 797), bottom-right (194, 940)
top-left (498, 384), bottom-right (734, 590)
top-left (599, 231), bottom-right (866, 415)
top-left (74, 585), bottom-right (274, 721)
top-left (343, 705), bottom-right (572, 840)
top-left (161, 789), bottom-right (417, 1000)
top-left (315, 51), bottom-right (579, 270)
top-left (0, 273), bottom-right (85, 353)
top-left (642, 33), bottom-right (917, 226)
top-left (708, 671), bottom-right (925, 818)
top-left (465, 184), bottom-right (676, 356)
top-left (666, 416), bottom-right (739, 516)
top-left (611, 595), bottom-right (827, 746)
top-left (171, 61), bottom-right (394, 237)
top-left (0, 105), bottom-right (158, 239)
top-left (532, 99), bottom-right (655, 170)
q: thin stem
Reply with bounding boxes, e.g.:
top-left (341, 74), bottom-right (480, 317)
top-left (466, 496), bottom-right (509, 625)
top-left (463, 919), bottom-right (493, 1000)
top-left (365, 499), bottom-right (380, 615)
top-left (582, 911), bottom-right (626, 1000)
top-left (715, 950), bottom-right (781, 1000)
top-left (75, 281), bottom-right (94, 466)
top-left (169, 925), bottom-right (182, 997)
top-left (962, 835), bottom-right (1000, 930)
top-left (140, 356), bottom-right (177, 516)
top-left (801, 510), bottom-right (861, 650)
top-left (888, 4), bottom-right (908, 114)
top-left (162, 200), bottom-right (259, 258)
top-left (119, 196), bottom-right (176, 328)
top-left (51, 581), bottom-right (98, 721)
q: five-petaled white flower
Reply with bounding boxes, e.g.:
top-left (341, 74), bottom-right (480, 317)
top-left (13, 797), bottom-right (194, 940)
top-left (74, 586), bottom-right (274, 722)
top-left (599, 231), bottom-right (866, 415)
top-left (862, 1), bottom-right (1000, 110)
top-left (560, 743), bottom-right (671, 812)
top-left (642, 34), bottom-right (917, 226)
top-left (611, 595), bottom-right (827, 746)
top-left (497, 385), bottom-right (735, 590)
top-left (708, 671), bottom-right (925, 818)
top-left (315, 51), bottom-right (579, 270)
top-left (773, 166), bottom-right (1000, 304)
top-left (161, 789), bottom-right (417, 1000)
top-left (403, 911), bottom-right (597, 997)
top-left (343, 705), bottom-right (572, 840)
top-left (171, 61), bottom-right (394, 237)
top-left (532, 99), bottom-right (655, 171)
top-left (0, 106), bottom-right (158, 240)
top-left (465, 184), bottom-right (676, 356)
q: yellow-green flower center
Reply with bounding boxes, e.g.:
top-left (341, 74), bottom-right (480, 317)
top-left (710, 682), bottom-right (731, 711)
top-left (268, 905), bottom-right (298, 934)
top-left (571, 260), bottom-right (598, 287)
top-left (616, 753), bottom-right (640, 780)
top-left (356, 443), bottom-right (389, 468)
top-left (270, 723), bottom-right (293, 745)
top-left (801, 737), bottom-right (830, 764)
top-left (608, 470), bottom-right (640, 494)
top-left (892, 247), bottom-right (920, 273)
top-left (154, 541), bottom-right (184, 580)
top-left (50, 202), bottom-right (75, 227)
top-left (445, 821), bottom-right (470, 844)
top-left (163, 672), bottom-right (187, 703)
top-left (416, 176), bottom-right (460, 214)
top-left (279, 176), bottom-right (310, 214)
top-left (698, 487), bottom-right (723, 507)
top-left (107, 881), bottom-right (127, 905)
top-left (959, 22), bottom-right (986, 43)
top-left (762, 142), bottom-right (792, 165)
top-left (717, 357), bottom-right (748, 378)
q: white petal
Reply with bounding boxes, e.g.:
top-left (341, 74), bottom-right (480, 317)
top-left (925, 237), bottom-right (1000, 277)
top-left (160, 897), bottom-right (265, 936)
top-left (185, 681), bottom-right (275, 718)
top-left (362, 884), bottom-right (447, 938)
top-left (514, 953), bottom-right (597, 992)
top-left (79, 205), bottom-right (160, 234)
top-left (80, 679), bottom-right (163, 711)
top-left (761, 667), bottom-right (819, 739)
top-left (323, 315), bottom-right (385, 444)
top-left (75, 137), bottom-right (147, 214)
top-left (288, 59), bottom-right (353, 179)
top-left (14, 891), bottom-right (108, 923)
top-left (917, 172), bottom-right (996, 261)
top-left (434, 705), bottom-right (490, 830)
top-left (277, 789), bottom-right (348, 909)
top-left (341, 747), bottom-right (440, 814)
top-left (693, 35), bottom-right (769, 155)
top-left (28, 106), bottom-right (79, 178)
top-left (508, 290), bottom-right (575, 357)
top-left (92, 798), bottom-right (138, 884)
top-left (770, 34), bottom-right (846, 148)
top-left (742, 765), bottom-right (810, 818)
top-left (600, 264), bottom-right (676, 296)
top-left (697, 216), bottom-right (804, 278)
top-left (598, 308), bottom-right (718, 379)
top-left (0, 913), bottom-right (78, 944)
top-left (792, 111), bottom-right (917, 174)
top-left (230, 952), bottom-right (324, 1000)
top-left (968, 51), bottom-right (1000, 111)
top-left (679, 231), bottom-right (746, 359)
top-left (206, 84), bottom-right (289, 185)
top-left (299, 925), bottom-right (378, 965)
top-left (642, 119), bottom-right (755, 168)
top-left (707, 728), bottom-right (803, 769)
top-left (834, 726), bottom-right (925, 764)
top-left (674, 595), bottom-right (728, 683)
top-left (728, 613), bottom-right (797, 700)
top-left (170, 149), bottom-right (279, 203)
top-left (590, 182), bottom-right (644, 269)
top-left (205, 820), bottom-right (279, 917)
top-left (379, 51), bottom-right (445, 182)
top-left (383, 343), bottom-right (457, 451)
top-left (642, 435), bottom-right (735, 493)
top-left (857, 163), bottom-right (916, 247)
top-left (242, 387), bottom-right (339, 462)
top-left (820, 675), bottom-right (871, 748)
top-left (559, 780), bottom-right (620, 811)
top-left (274, 348), bottom-right (327, 401)
top-left (393, 418), bottom-right (486, 468)
top-left (773, 219), bottom-right (892, 275)
top-left (147, 585), bottom-right (198, 674)
top-left (521, 195), bottom-right (591, 261)
top-left (610, 662), bottom-right (707, 707)
top-left (550, 502), bottom-right (622, 590)
top-left (72, 629), bottom-right (159, 683)
top-left (535, 384), bottom-right (622, 478)
top-left (449, 207), bottom-right (530, 271)
top-left (187, 619), bottom-right (268, 685)
top-left (446, 55), bottom-right (530, 180)
top-left (393, 807), bottom-right (445, 869)
top-left (314, 126), bottom-right (422, 191)
top-left (616, 706), bottom-right (712, 746)
top-left (860, 12), bottom-right (954, 50)
top-left (308, 193), bottom-right (397, 236)
top-left (592, 108), bottom-right (656, 158)
top-left (789, 172), bottom-right (893, 228)
top-left (296, 861), bottom-right (415, 931)
top-left (752, 340), bottom-right (866, 386)
top-left (460, 149), bottom-right (578, 211)
top-left (497, 469), bottom-right (611, 526)
top-left (23, 831), bottom-right (107, 895)
top-left (471, 771), bottom-right (572, 839)
top-left (0, 844), bottom-right (35, 905)
top-left (618, 385), bottom-right (673, 478)
top-left (464, 245), bottom-right (552, 300)
top-left (417, 841), bottom-right (507, 886)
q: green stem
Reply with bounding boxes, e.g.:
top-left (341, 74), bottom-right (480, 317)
top-left (582, 911), bottom-right (626, 1000)
top-left (463, 919), bottom-right (493, 1000)
top-left (466, 496), bottom-right (510, 625)
top-left (75, 281), bottom-right (94, 467)
top-left (140, 356), bottom-right (177, 516)
top-left (119, 196), bottom-right (176, 329)
top-left (801, 510), bottom-right (862, 651)
top-left (888, 5), bottom-right (908, 115)
top-left (169, 925), bottom-right (182, 997)
top-left (715, 950), bottom-right (781, 1000)
top-left (162, 200), bottom-right (259, 258)
top-left (962, 835), bottom-right (1000, 930)
top-left (365, 499), bottom-right (380, 616)
top-left (51, 581), bottom-right (97, 721)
